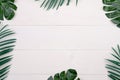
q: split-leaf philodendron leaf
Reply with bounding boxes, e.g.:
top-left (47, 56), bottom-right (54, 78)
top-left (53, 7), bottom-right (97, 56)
top-left (0, 0), bottom-right (17, 20)
top-left (37, 0), bottom-right (78, 10)
top-left (48, 69), bottom-right (80, 80)
top-left (106, 45), bottom-right (120, 80)
top-left (103, 0), bottom-right (120, 28)
top-left (0, 24), bottom-right (16, 80)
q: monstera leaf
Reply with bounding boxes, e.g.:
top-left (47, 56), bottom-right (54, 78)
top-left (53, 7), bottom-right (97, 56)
top-left (106, 45), bottom-right (120, 80)
top-left (0, 24), bottom-right (16, 80)
top-left (48, 69), bottom-right (80, 80)
top-left (0, 0), bottom-right (17, 20)
top-left (37, 0), bottom-right (78, 10)
top-left (103, 0), bottom-right (120, 27)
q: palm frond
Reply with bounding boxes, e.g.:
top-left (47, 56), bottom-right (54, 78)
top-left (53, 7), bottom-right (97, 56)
top-left (48, 69), bottom-right (80, 80)
top-left (103, 0), bottom-right (120, 28)
top-left (37, 0), bottom-right (78, 10)
top-left (0, 24), bottom-right (16, 80)
top-left (106, 45), bottom-right (120, 80)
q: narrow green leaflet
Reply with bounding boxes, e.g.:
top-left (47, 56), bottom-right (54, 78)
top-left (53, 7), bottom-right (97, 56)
top-left (106, 45), bottom-right (120, 80)
top-left (48, 69), bottom-right (80, 80)
top-left (37, 0), bottom-right (78, 10)
top-left (103, 0), bottom-right (120, 28)
top-left (0, 24), bottom-right (16, 80)
top-left (0, 0), bottom-right (17, 20)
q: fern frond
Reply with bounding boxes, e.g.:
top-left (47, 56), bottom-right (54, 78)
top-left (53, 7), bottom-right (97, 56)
top-left (0, 24), bottom-right (16, 80)
top-left (106, 45), bottom-right (120, 80)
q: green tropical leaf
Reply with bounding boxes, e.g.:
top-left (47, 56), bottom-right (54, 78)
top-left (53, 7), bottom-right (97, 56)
top-left (60, 71), bottom-right (66, 80)
top-left (102, 0), bottom-right (120, 28)
top-left (48, 76), bottom-right (54, 80)
top-left (47, 69), bottom-right (80, 80)
top-left (106, 45), bottom-right (120, 80)
top-left (0, 24), bottom-right (16, 80)
top-left (0, 0), bottom-right (17, 20)
top-left (37, 0), bottom-right (78, 10)
top-left (66, 69), bottom-right (77, 80)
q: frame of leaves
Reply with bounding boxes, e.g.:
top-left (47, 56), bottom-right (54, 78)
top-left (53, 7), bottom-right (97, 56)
top-left (0, 0), bottom-right (120, 80)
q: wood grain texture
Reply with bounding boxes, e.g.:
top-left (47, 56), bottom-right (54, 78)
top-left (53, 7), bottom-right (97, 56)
top-left (12, 26), bottom-right (120, 50)
top-left (10, 50), bottom-right (108, 74)
top-left (6, 26), bottom-right (119, 80)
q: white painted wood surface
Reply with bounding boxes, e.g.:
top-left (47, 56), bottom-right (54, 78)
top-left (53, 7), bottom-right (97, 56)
top-left (5, 0), bottom-right (120, 80)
